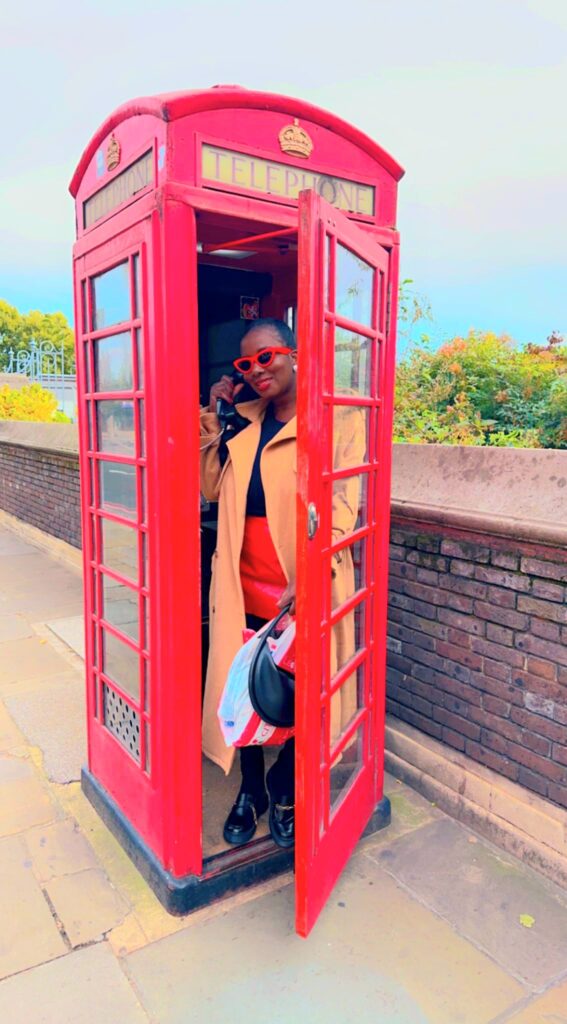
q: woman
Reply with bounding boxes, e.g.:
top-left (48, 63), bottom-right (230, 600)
top-left (200, 318), bottom-right (298, 849)
top-left (200, 318), bottom-right (366, 849)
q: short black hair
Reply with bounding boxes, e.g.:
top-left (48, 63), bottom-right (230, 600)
top-left (242, 317), bottom-right (296, 349)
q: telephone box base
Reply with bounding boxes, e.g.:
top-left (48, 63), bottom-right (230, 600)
top-left (81, 769), bottom-right (294, 915)
top-left (362, 795), bottom-right (391, 836)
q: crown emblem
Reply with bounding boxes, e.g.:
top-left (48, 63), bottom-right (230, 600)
top-left (278, 118), bottom-right (313, 159)
top-left (106, 134), bottom-right (121, 172)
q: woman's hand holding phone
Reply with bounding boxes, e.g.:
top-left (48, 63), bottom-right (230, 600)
top-left (209, 375), bottom-right (244, 413)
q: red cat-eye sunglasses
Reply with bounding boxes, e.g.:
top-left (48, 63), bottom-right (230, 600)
top-left (233, 346), bottom-right (293, 375)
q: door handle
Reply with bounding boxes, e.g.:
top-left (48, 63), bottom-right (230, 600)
top-left (307, 502), bottom-right (319, 539)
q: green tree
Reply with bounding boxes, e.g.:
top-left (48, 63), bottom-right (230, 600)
top-left (394, 331), bottom-right (567, 449)
top-left (0, 300), bottom-right (75, 373)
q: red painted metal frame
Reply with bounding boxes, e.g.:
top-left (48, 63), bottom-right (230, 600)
top-left (74, 208), bottom-right (202, 876)
top-left (295, 191), bottom-right (393, 938)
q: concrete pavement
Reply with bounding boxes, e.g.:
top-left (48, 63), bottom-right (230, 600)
top-left (1, 514), bottom-right (567, 1024)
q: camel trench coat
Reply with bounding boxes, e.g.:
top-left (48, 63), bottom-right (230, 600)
top-left (200, 398), bottom-right (366, 774)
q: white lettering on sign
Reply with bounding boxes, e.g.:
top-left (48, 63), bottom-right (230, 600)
top-left (201, 144), bottom-right (375, 217)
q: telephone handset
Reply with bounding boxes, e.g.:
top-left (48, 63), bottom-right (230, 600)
top-left (217, 370), bottom-right (251, 467)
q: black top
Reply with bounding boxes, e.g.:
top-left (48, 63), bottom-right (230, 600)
top-left (246, 406), bottom-right (286, 517)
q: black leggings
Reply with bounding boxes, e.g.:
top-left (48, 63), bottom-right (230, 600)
top-left (240, 612), bottom-right (295, 799)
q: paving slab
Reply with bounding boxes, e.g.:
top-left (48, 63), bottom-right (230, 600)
top-left (0, 532), bottom-right (36, 556)
top-left (0, 753), bottom-right (60, 836)
top-left (0, 942), bottom-right (149, 1023)
top-left (506, 977), bottom-right (567, 1022)
top-left (0, 636), bottom-right (74, 688)
top-left (125, 854), bottom-right (525, 1024)
top-left (24, 818), bottom-right (100, 882)
top-left (3, 672), bottom-right (86, 782)
top-left (0, 612), bottom-right (33, 641)
top-left (0, 834), bottom-right (67, 979)
top-left (368, 817), bottom-right (567, 990)
top-left (44, 868), bottom-right (130, 946)
top-left (0, 702), bottom-right (26, 752)
top-left (45, 614), bottom-right (85, 659)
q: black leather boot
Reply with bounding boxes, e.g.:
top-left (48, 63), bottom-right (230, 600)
top-left (223, 789), bottom-right (269, 846)
top-left (266, 768), bottom-right (295, 849)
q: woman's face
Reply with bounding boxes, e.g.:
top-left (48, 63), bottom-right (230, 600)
top-left (239, 327), bottom-right (297, 401)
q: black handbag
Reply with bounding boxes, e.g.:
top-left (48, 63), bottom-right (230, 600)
top-left (248, 605), bottom-right (295, 728)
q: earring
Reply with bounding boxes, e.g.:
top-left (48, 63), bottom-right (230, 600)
top-left (293, 365), bottom-right (297, 372)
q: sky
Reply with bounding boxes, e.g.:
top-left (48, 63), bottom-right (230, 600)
top-left (1, 0), bottom-right (565, 353)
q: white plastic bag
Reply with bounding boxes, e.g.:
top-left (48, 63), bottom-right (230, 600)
top-left (217, 620), bottom-right (295, 748)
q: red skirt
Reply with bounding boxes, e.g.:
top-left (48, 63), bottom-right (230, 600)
top-left (240, 517), bottom-right (287, 621)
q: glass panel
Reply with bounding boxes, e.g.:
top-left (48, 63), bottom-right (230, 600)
top-left (332, 472), bottom-right (368, 539)
top-left (91, 569), bottom-right (98, 614)
top-left (101, 518), bottom-right (138, 580)
top-left (84, 343), bottom-right (91, 393)
top-left (331, 536), bottom-right (367, 611)
top-left (336, 243), bottom-right (374, 327)
top-left (135, 329), bottom-right (144, 389)
top-left (333, 599), bottom-right (367, 674)
top-left (142, 598), bottom-right (149, 651)
top-left (143, 658), bottom-right (150, 712)
top-left (325, 235), bottom-right (332, 311)
top-left (334, 328), bottom-right (371, 396)
top-left (89, 460), bottom-right (95, 506)
top-left (102, 630), bottom-right (140, 702)
top-left (333, 405), bottom-right (370, 468)
top-left (81, 280), bottom-right (88, 335)
top-left (92, 262), bottom-right (130, 330)
top-left (133, 254), bottom-right (141, 318)
top-left (102, 575), bottom-right (139, 643)
top-left (92, 624), bottom-right (98, 668)
top-left (138, 400), bottom-right (145, 457)
top-left (96, 401), bottom-right (135, 456)
top-left (141, 532), bottom-right (149, 588)
top-left (140, 468), bottom-right (147, 524)
top-left (331, 661), bottom-right (366, 738)
top-left (94, 333), bottom-right (133, 393)
top-left (330, 725), bottom-right (364, 813)
top-left (99, 460), bottom-right (136, 521)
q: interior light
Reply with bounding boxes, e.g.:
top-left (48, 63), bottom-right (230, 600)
top-left (208, 248), bottom-right (257, 260)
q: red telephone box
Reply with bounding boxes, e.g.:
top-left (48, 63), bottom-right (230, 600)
top-left (69, 86), bottom-right (403, 937)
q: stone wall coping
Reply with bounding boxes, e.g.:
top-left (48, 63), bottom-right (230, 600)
top-left (392, 444), bottom-right (567, 548)
top-left (0, 420), bottom-right (78, 455)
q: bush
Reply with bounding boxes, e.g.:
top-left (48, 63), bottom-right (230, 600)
top-left (0, 383), bottom-right (71, 423)
top-left (394, 331), bottom-right (567, 448)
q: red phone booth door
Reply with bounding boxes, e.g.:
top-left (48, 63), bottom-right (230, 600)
top-left (296, 191), bottom-right (392, 937)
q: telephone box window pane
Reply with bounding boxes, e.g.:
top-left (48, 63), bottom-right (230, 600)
top-left (336, 244), bottom-right (374, 327)
top-left (102, 630), bottom-right (140, 702)
top-left (330, 725), bottom-right (364, 813)
top-left (331, 537), bottom-right (367, 612)
top-left (335, 328), bottom-right (371, 396)
top-left (102, 575), bottom-right (139, 643)
top-left (333, 405), bottom-right (370, 472)
top-left (92, 262), bottom-right (130, 330)
top-left (332, 473), bottom-right (368, 538)
top-left (138, 400), bottom-right (146, 457)
top-left (101, 518), bottom-right (138, 580)
top-left (84, 343), bottom-right (92, 394)
top-left (99, 460), bottom-right (136, 520)
top-left (96, 401), bottom-right (135, 456)
top-left (135, 329), bottom-right (144, 389)
top-left (133, 254), bottom-right (141, 319)
top-left (81, 281), bottom-right (88, 335)
top-left (94, 333), bottom-right (133, 393)
top-left (333, 599), bottom-right (367, 674)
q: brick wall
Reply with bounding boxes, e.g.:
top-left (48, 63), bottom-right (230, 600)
top-left (0, 442), bottom-right (81, 548)
top-left (387, 521), bottom-right (567, 811)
